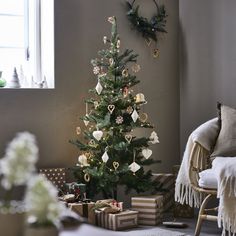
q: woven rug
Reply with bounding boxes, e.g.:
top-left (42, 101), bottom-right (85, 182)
top-left (61, 224), bottom-right (186, 236)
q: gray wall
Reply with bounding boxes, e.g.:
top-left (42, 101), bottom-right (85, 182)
top-left (180, 0), bottom-right (236, 153)
top-left (0, 0), bottom-right (179, 174)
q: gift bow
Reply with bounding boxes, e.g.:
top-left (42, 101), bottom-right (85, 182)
top-left (94, 199), bottom-right (122, 213)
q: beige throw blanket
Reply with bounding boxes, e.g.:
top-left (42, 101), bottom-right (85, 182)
top-left (175, 118), bottom-right (219, 208)
top-left (212, 157), bottom-right (236, 235)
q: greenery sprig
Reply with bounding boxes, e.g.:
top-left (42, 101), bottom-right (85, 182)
top-left (126, 0), bottom-right (167, 43)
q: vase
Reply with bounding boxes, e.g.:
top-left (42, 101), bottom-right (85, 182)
top-left (0, 212), bottom-right (25, 236)
top-left (24, 226), bottom-right (58, 236)
top-left (0, 71), bottom-right (6, 87)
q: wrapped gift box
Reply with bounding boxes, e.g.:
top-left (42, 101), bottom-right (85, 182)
top-left (95, 210), bottom-right (138, 230)
top-left (39, 168), bottom-right (66, 191)
top-left (174, 203), bottom-right (194, 218)
top-left (68, 202), bottom-right (95, 224)
top-left (152, 173), bottom-right (175, 212)
top-left (131, 195), bottom-right (163, 225)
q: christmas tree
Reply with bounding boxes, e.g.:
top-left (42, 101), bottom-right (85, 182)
top-left (71, 16), bottom-right (160, 199)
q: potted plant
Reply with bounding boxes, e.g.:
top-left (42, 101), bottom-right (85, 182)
top-left (24, 174), bottom-right (67, 236)
top-left (0, 132), bottom-right (38, 236)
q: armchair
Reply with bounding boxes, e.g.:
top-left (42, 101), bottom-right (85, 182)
top-left (188, 142), bottom-right (218, 236)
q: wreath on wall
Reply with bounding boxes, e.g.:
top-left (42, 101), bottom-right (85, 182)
top-left (126, 0), bottom-right (168, 57)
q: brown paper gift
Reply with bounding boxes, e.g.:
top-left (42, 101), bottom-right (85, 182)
top-left (39, 168), bottom-right (66, 191)
top-left (174, 203), bottom-right (194, 218)
top-left (131, 195), bottom-right (163, 225)
top-left (68, 202), bottom-right (95, 224)
top-left (95, 210), bottom-right (138, 230)
top-left (152, 173), bottom-right (175, 212)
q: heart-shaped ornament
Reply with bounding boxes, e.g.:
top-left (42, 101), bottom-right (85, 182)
top-left (108, 104), bottom-right (115, 114)
top-left (89, 139), bottom-right (96, 146)
top-left (145, 38), bottom-right (151, 46)
top-left (92, 130), bottom-right (103, 141)
top-left (102, 151), bottom-right (109, 163)
top-left (84, 120), bottom-right (89, 126)
top-left (125, 134), bottom-right (132, 143)
top-left (83, 114), bottom-right (90, 127)
top-left (142, 148), bottom-right (152, 159)
top-left (113, 161), bottom-right (119, 170)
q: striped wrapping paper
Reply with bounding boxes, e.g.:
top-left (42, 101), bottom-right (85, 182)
top-left (95, 210), bottom-right (138, 231)
top-left (131, 195), bottom-right (163, 225)
top-left (68, 202), bottom-right (96, 224)
top-left (152, 173), bottom-right (175, 212)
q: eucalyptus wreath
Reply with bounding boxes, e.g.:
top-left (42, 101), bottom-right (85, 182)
top-left (126, 0), bottom-right (167, 42)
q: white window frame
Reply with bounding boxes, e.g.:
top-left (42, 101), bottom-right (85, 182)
top-left (27, 0), bottom-right (54, 88)
top-left (0, 0), bottom-right (54, 89)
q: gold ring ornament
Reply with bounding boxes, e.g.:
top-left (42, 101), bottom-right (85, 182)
top-left (84, 173), bottom-right (91, 182)
top-left (139, 113), bottom-right (148, 122)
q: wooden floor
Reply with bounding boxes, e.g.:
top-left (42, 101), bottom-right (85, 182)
top-left (61, 216), bottom-right (222, 236)
top-left (161, 217), bottom-right (222, 236)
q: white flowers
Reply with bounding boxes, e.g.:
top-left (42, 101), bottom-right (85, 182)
top-left (93, 66), bottom-right (100, 75)
top-left (0, 132), bottom-right (38, 190)
top-left (149, 131), bottom-right (160, 144)
top-left (25, 175), bottom-right (66, 227)
top-left (115, 116), bottom-right (124, 124)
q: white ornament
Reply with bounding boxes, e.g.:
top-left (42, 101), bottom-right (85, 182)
top-left (84, 120), bottom-right (89, 126)
top-left (129, 162), bottom-right (141, 173)
top-left (131, 109), bottom-right (139, 123)
top-left (83, 114), bottom-right (90, 126)
top-left (142, 148), bottom-right (152, 159)
top-left (102, 151), bottom-right (109, 163)
top-left (8, 67), bottom-right (21, 88)
top-left (92, 130), bottom-right (103, 141)
top-left (149, 131), bottom-right (160, 144)
top-left (78, 154), bottom-right (89, 166)
top-left (95, 81), bottom-right (103, 95)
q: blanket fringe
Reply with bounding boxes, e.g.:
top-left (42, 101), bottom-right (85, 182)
top-left (175, 182), bottom-right (202, 208)
top-left (219, 208), bottom-right (236, 236)
top-left (218, 176), bottom-right (236, 198)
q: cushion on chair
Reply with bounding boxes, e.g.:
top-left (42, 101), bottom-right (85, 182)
top-left (198, 169), bottom-right (218, 189)
top-left (211, 104), bottom-right (236, 157)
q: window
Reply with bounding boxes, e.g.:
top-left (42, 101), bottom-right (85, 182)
top-left (0, 0), bottom-right (54, 89)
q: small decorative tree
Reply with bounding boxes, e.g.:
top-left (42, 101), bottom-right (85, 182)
top-left (71, 16), bottom-right (160, 199)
